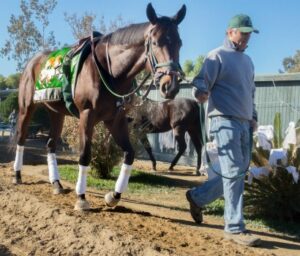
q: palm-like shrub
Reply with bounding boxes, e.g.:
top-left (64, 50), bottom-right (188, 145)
top-left (245, 113), bottom-right (300, 221)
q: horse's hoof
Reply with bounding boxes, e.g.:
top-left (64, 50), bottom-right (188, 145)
top-left (12, 171), bottom-right (22, 185)
top-left (104, 192), bottom-right (120, 207)
top-left (52, 180), bottom-right (64, 195)
top-left (74, 198), bottom-right (90, 211)
top-left (12, 177), bottom-right (22, 185)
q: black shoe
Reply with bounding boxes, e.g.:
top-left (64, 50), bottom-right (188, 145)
top-left (186, 190), bottom-right (203, 224)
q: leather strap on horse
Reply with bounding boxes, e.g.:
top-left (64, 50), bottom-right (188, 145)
top-left (91, 34), bottom-right (150, 99)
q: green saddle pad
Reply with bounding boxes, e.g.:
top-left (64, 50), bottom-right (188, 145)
top-left (34, 47), bottom-right (81, 117)
top-left (34, 47), bottom-right (70, 100)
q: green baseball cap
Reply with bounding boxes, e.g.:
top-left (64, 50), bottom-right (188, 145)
top-left (228, 14), bottom-right (259, 33)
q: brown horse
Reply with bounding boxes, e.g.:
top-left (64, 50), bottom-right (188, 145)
top-left (12, 3), bottom-right (186, 210)
top-left (127, 97), bottom-right (203, 174)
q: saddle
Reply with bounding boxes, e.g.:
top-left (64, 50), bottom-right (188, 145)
top-left (63, 31), bottom-right (103, 81)
top-left (34, 32), bottom-right (103, 118)
top-left (62, 31), bottom-right (103, 117)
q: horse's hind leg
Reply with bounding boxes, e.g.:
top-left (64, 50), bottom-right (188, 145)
top-left (46, 110), bottom-right (65, 194)
top-left (13, 103), bottom-right (36, 184)
top-left (169, 127), bottom-right (187, 171)
top-left (140, 134), bottom-right (156, 171)
top-left (188, 128), bottom-right (203, 176)
top-left (104, 117), bottom-right (135, 207)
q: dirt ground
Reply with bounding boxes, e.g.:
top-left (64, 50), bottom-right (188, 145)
top-left (0, 137), bottom-right (300, 256)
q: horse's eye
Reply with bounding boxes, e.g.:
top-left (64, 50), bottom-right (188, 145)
top-left (152, 41), bottom-right (158, 46)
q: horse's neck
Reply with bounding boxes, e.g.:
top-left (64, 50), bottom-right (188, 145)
top-left (106, 44), bottom-right (145, 79)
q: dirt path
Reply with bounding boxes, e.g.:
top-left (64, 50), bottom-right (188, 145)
top-left (0, 137), bottom-right (300, 255)
top-left (0, 161), bottom-right (300, 256)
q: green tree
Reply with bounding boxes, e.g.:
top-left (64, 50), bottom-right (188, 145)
top-left (1, 0), bottom-right (58, 71)
top-left (0, 75), bottom-right (7, 90)
top-left (64, 12), bottom-right (128, 40)
top-left (182, 55), bottom-right (205, 78)
top-left (0, 92), bottom-right (18, 122)
top-left (193, 55), bottom-right (205, 76)
top-left (282, 50), bottom-right (300, 73)
top-left (182, 60), bottom-right (194, 77)
top-left (5, 73), bottom-right (21, 89)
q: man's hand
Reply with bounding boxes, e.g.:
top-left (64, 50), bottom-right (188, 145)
top-left (196, 92), bottom-right (209, 103)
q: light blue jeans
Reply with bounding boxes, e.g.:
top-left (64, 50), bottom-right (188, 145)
top-left (190, 116), bottom-right (250, 233)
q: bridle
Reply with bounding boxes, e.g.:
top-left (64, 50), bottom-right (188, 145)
top-left (91, 27), bottom-right (185, 100)
top-left (144, 29), bottom-right (185, 87)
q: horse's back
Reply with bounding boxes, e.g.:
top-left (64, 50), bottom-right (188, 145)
top-left (169, 97), bottom-right (200, 123)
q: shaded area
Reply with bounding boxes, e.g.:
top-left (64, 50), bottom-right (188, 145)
top-left (0, 135), bottom-right (77, 165)
top-left (128, 170), bottom-right (201, 189)
top-left (0, 244), bottom-right (16, 256)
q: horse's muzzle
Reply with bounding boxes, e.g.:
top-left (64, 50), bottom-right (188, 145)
top-left (158, 72), bottom-right (180, 99)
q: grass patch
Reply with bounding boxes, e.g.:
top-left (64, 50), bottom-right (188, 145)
top-left (204, 198), bottom-right (224, 216)
top-left (59, 165), bottom-right (177, 194)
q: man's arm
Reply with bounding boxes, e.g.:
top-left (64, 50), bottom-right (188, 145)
top-left (192, 52), bottom-right (221, 103)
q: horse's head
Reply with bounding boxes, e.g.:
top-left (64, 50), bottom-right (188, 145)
top-left (145, 3), bottom-right (186, 99)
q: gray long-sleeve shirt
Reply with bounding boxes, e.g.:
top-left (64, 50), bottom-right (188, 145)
top-left (192, 37), bottom-right (257, 121)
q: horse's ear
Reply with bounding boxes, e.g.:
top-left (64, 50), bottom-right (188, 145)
top-left (172, 4), bottom-right (186, 25)
top-left (146, 3), bottom-right (158, 25)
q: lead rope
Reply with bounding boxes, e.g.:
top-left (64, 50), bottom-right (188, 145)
top-left (199, 103), bottom-right (252, 180)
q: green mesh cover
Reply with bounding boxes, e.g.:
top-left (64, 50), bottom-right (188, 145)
top-left (35, 47), bottom-right (70, 90)
top-left (34, 47), bottom-right (82, 117)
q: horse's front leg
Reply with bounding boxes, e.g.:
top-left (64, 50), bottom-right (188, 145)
top-left (74, 109), bottom-right (95, 211)
top-left (104, 117), bottom-right (135, 207)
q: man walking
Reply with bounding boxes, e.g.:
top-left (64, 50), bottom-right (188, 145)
top-left (186, 14), bottom-right (261, 247)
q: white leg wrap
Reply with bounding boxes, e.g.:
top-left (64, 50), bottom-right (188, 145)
top-left (47, 153), bottom-right (60, 183)
top-left (76, 165), bottom-right (89, 195)
top-left (115, 163), bottom-right (132, 193)
top-left (13, 145), bottom-right (24, 172)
